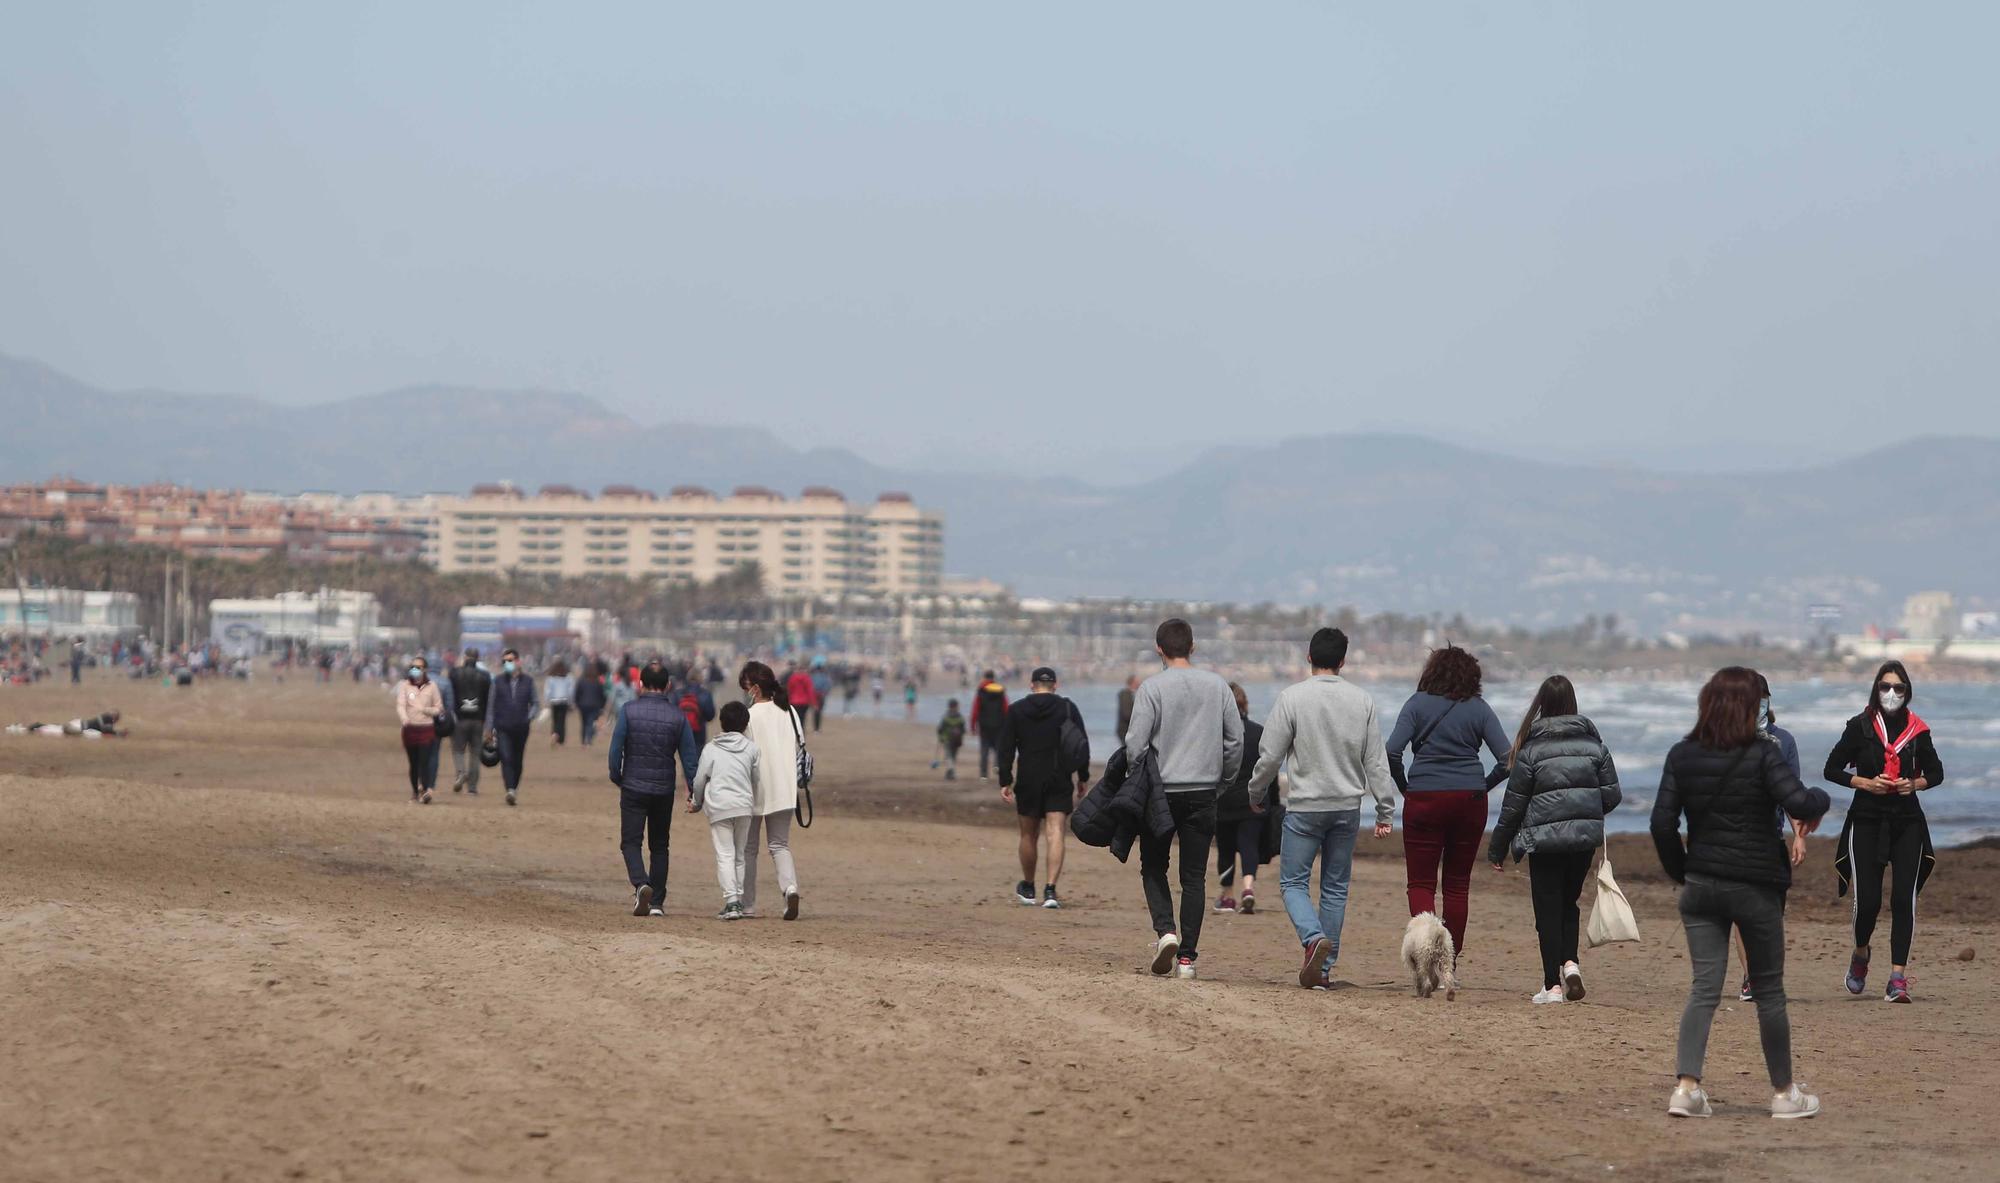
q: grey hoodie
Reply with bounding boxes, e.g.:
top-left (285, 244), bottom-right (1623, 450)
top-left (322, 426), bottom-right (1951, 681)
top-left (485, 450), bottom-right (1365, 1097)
top-left (691, 731), bottom-right (760, 822)
top-left (1247, 674), bottom-right (1397, 825)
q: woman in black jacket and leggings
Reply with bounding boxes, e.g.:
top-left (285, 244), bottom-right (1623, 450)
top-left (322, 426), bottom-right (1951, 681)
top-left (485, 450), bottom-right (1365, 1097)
top-left (1653, 667), bottom-right (1831, 1121)
top-left (1824, 660), bottom-right (1943, 1004)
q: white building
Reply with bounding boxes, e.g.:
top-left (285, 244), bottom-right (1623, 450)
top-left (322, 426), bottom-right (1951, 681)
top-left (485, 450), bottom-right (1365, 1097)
top-left (458, 604), bottom-right (622, 655)
top-left (0, 589), bottom-right (140, 638)
top-left (209, 589), bottom-right (381, 656)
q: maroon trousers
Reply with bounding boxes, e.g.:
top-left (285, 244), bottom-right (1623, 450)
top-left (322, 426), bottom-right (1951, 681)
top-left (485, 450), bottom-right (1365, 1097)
top-left (1402, 789), bottom-right (1488, 955)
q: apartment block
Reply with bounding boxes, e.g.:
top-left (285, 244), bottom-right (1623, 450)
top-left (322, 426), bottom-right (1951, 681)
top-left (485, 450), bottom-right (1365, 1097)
top-left (0, 479), bottom-right (427, 562)
top-left (427, 484), bottom-right (943, 597)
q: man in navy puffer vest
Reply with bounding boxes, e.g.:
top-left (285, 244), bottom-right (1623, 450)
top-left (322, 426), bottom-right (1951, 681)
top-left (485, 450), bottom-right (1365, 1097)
top-left (609, 662), bottom-right (700, 917)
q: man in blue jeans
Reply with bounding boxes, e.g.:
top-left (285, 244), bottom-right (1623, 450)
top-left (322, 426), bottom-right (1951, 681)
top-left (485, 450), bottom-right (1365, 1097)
top-left (1246, 628), bottom-right (1398, 988)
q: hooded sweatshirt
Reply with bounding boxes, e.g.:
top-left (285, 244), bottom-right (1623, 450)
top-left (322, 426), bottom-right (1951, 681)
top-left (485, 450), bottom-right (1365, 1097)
top-left (691, 731), bottom-right (761, 822)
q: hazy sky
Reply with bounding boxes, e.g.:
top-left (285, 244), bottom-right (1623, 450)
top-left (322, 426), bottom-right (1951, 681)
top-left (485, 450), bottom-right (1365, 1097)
top-left (3, 2), bottom-right (1995, 480)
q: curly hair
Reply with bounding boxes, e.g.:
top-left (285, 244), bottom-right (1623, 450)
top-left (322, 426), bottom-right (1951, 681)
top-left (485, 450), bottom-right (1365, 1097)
top-left (1415, 645), bottom-right (1482, 701)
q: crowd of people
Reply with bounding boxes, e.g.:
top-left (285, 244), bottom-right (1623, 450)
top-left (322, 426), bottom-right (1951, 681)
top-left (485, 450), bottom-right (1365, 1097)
top-left (971, 619), bottom-right (1949, 1122)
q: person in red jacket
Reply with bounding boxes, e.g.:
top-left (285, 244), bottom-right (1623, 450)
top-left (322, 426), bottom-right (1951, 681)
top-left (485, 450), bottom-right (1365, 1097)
top-left (969, 670), bottom-right (1009, 781)
top-left (785, 665), bottom-right (819, 722)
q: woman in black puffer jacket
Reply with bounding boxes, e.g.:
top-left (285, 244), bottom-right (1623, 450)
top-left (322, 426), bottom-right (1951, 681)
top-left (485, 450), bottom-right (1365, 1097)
top-left (1652, 667), bottom-right (1831, 1122)
top-left (1488, 675), bottom-right (1621, 1005)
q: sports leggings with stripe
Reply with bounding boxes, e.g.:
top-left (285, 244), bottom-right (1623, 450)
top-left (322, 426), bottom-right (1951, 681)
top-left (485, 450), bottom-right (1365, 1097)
top-left (1849, 816), bottom-right (1924, 965)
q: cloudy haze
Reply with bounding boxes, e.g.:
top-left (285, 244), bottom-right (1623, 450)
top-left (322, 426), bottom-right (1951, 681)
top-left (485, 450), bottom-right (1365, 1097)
top-left (2, 2), bottom-right (1995, 481)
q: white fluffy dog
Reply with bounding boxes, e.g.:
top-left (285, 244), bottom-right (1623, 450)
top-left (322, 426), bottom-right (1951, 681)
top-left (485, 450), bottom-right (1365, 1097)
top-left (1401, 912), bottom-right (1456, 1000)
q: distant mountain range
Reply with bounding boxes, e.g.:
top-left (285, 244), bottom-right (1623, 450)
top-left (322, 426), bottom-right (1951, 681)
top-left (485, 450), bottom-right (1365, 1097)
top-left (6, 351), bottom-right (1996, 632)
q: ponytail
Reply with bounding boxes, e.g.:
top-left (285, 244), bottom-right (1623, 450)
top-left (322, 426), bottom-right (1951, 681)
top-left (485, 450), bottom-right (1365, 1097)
top-left (739, 661), bottom-right (788, 710)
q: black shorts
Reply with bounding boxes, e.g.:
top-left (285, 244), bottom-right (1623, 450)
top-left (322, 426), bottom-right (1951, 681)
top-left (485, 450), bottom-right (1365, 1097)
top-left (1013, 781), bottom-right (1074, 819)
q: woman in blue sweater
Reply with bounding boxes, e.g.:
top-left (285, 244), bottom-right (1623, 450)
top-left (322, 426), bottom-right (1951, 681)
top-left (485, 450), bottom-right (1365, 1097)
top-left (1385, 646), bottom-right (1513, 968)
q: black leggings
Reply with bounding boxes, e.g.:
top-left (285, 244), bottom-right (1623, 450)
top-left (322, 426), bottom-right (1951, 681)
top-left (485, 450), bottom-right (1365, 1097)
top-left (1215, 818), bottom-right (1263, 882)
top-left (550, 704), bottom-right (569, 743)
top-left (1850, 816), bottom-right (1925, 965)
top-left (1528, 850), bottom-right (1592, 989)
top-left (404, 740), bottom-right (438, 793)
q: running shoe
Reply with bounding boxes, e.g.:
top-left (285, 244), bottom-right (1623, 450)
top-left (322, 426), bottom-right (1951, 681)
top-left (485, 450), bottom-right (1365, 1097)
top-left (1214, 895), bottom-right (1237, 914)
top-left (1739, 978), bottom-right (1755, 1002)
top-left (1845, 950), bottom-right (1870, 995)
top-left (1885, 973), bottom-right (1912, 1003)
top-left (1562, 960), bottom-right (1586, 1001)
top-left (1150, 932), bottom-right (1180, 976)
top-left (505, 790), bottom-right (517, 807)
top-left (722, 901), bottom-right (744, 920)
top-left (1239, 889), bottom-right (1256, 915)
top-left (1532, 986), bottom-right (1566, 1005)
top-left (419, 788), bottom-right (433, 804)
top-left (1015, 880), bottom-right (1036, 905)
top-left (1174, 956), bottom-right (1197, 980)
top-left (1042, 885), bottom-right (1061, 910)
top-left (632, 885), bottom-right (652, 917)
top-left (1667, 1084), bottom-right (1713, 1119)
top-left (1299, 936), bottom-right (1333, 989)
top-left (647, 907), bottom-right (663, 917)
top-left (784, 891), bottom-right (801, 921)
top-left (1771, 1083), bottom-right (1821, 1120)
top-left (452, 774), bottom-right (465, 794)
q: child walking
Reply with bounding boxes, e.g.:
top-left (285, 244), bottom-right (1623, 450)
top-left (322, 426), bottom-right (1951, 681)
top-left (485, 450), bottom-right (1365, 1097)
top-left (936, 699), bottom-right (966, 780)
top-left (690, 701), bottom-right (762, 920)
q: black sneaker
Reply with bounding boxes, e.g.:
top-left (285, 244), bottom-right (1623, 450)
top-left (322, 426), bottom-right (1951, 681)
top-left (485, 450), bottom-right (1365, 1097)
top-left (1042, 885), bottom-right (1061, 909)
top-left (1015, 880), bottom-right (1035, 905)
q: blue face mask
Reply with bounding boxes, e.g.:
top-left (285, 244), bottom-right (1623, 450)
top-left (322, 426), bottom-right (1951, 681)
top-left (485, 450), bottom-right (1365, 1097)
top-left (1756, 697), bottom-right (1771, 733)
top-left (503, 661), bottom-right (517, 674)
top-left (409, 666), bottom-right (424, 681)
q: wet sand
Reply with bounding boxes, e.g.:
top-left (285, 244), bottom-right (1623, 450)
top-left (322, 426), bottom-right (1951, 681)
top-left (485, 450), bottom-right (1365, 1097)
top-left (3, 676), bottom-right (1997, 1181)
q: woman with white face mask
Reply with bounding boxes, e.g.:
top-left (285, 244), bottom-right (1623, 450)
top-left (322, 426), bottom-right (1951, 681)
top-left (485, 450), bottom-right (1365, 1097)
top-left (1824, 660), bottom-right (1944, 1003)
top-left (396, 655), bottom-right (446, 804)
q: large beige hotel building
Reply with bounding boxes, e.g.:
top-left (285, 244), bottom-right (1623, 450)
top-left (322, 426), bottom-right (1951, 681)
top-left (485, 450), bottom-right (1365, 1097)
top-left (333, 484), bottom-right (945, 598)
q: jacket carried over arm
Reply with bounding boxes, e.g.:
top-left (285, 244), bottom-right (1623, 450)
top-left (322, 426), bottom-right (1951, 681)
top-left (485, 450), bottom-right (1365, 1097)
top-left (1651, 737), bottom-right (1831, 888)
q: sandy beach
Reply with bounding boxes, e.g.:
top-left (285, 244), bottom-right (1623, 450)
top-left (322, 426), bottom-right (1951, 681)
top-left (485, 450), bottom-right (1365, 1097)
top-left (3, 676), bottom-right (1998, 1182)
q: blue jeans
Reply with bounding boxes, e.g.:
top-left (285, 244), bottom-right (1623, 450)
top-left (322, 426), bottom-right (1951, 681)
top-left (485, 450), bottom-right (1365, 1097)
top-left (1280, 808), bottom-right (1361, 960)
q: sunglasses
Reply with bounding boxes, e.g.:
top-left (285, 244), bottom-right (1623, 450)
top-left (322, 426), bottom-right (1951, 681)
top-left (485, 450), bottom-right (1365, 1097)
top-left (1875, 681), bottom-right (1906, 693)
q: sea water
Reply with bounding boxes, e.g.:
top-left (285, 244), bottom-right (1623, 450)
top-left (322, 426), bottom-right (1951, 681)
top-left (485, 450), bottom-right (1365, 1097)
top-left (885, 677), bottom-right (2000, 847)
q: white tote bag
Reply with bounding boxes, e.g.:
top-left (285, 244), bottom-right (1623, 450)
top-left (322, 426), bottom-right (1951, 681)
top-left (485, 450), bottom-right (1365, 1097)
top-left (1585, 846), bottom-right (1641, 948)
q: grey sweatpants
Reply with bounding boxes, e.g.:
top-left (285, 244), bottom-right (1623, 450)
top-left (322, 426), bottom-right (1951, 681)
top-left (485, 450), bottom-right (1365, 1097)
top-left (741, 811), bottom-right (799, 913)
top-left (710, 816), bottom-right (754, 903)
top-left (1676, 873), bottom-right (1794, 1089)
top-left (449, 723), bottom-right (484, 792)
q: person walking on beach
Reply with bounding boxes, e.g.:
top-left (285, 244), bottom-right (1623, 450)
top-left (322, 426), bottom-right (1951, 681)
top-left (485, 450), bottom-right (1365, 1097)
top-left (1386, 645), bottom-right (1512, 973)
top-left (1735, 672), bottom-right (1808, 1002)
top-left (689, 700), bottom-right (761, 920)
top-left (575, 662), bottom-right (608, 747)
top-left (487, 648), bottom-right (538, 807)
top-left (395, 655), bottom-right (445, 804)
top-left (446, 648), bottom-right (492, 795)
top-left (1245, 628), bottom-right (1394, 989)
top-left (1653, 666), bottom-right (1830, 1120)
top-left (785, 665), bottom-right (818, 730)
top-left (677, 673), bottom-right (716, 748)
top-left (997, 667), bottom-right (1090, 909)
top-left (1214, 682), bottom-right (1270, 914)
top-left (738, 662), bottom-right (805, 920)
top-left (1487, 675), bottom-right (1621, 1004)
top-left (970, 671), bottom-right (1009, 781)
top-left (544, 660), bottom-right (575, 748)
top-left (607, 662), bottom-right (699, 916)
top-left (810, 662), bottom-right (832, 732)
top-left (1124, 619), bottom-right (1243, 979)
top-left (1824, 660), bottom-right (1944, 1004)
top-left (1115, 674), bottom-right (1139, 745)
top-left (935, 698), bottom-right (966, 780)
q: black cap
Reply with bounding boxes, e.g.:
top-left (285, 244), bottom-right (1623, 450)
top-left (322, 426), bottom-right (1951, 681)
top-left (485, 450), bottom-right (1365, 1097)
top-left (1030, 666), bottom-right (1058, 685)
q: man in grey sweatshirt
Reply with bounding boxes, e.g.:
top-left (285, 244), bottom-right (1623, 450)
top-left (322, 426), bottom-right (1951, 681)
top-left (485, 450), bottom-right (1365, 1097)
top-left (1246, 627), bottom-right (1397, 989)
top-left (1122, 618), bottom-right (1244, 979)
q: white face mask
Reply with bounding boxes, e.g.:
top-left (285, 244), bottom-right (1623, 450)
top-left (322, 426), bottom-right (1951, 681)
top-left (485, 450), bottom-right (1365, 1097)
top-left (1879, 688), bottom-right (1907, 712)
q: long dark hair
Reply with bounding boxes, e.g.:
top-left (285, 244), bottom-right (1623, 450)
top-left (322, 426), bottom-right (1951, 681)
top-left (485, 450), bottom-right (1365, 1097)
top-left (1416, 645), bottom-right (1481, 701)
top-left (739, 660), bottom-right (789, 710)
top-left (1510, 675), bottom-right (1578, 765)
top-left (1691, 666), bottom-right (1761, 749)
top-left (1866, 659), bottom-right (1914, 719)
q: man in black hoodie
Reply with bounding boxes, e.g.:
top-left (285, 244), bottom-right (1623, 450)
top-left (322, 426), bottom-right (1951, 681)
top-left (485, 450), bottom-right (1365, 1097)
top-left (997, 667), bottom-right (1089, 909)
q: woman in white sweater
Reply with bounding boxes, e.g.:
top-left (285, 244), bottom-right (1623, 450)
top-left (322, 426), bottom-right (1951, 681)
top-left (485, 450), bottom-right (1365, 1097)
top-left (738, 661), bottom-right (804, 920)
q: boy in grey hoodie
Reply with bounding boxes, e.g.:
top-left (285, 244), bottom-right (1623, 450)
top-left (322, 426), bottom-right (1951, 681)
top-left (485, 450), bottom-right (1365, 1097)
top-left (688, 701), bottom-right (762, 920)
top-left (1121, 619), bottom-right (1244, 979)
top-left (1246, 627), bottom-right (1397, 988)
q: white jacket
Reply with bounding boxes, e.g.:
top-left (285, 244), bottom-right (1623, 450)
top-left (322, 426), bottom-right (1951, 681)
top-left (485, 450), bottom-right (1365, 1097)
top-left (691, 732), bottom-right (761, 822)
top-left (745, 700), bottom-right (803, 816)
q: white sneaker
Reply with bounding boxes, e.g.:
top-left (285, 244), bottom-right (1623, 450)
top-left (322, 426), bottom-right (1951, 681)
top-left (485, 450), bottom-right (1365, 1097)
top-left (1668, 1084), bottom-right (1713, 1119)
top-left (1562, 960), bottom-right (1585, 1001)
top-left (1532, 986), bottom-right (1566, 1005)
top-left (1150, 933), bottom-right (1180, 976)
top-left (1174, 957), bottom-right (1197, 980)
top-left (1771, 1083), bottom-right (1821, 1120)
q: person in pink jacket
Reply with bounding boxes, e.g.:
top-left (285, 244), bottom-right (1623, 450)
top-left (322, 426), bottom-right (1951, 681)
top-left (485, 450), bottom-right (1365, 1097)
top-left (397, 655), bottom-right (446, 804)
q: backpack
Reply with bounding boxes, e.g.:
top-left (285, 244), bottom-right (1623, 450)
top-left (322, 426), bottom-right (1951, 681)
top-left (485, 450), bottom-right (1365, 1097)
top-left (1057, 709), bottom-right (1089, 776)
top-left (680, 689), bottom-right (703, 734)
